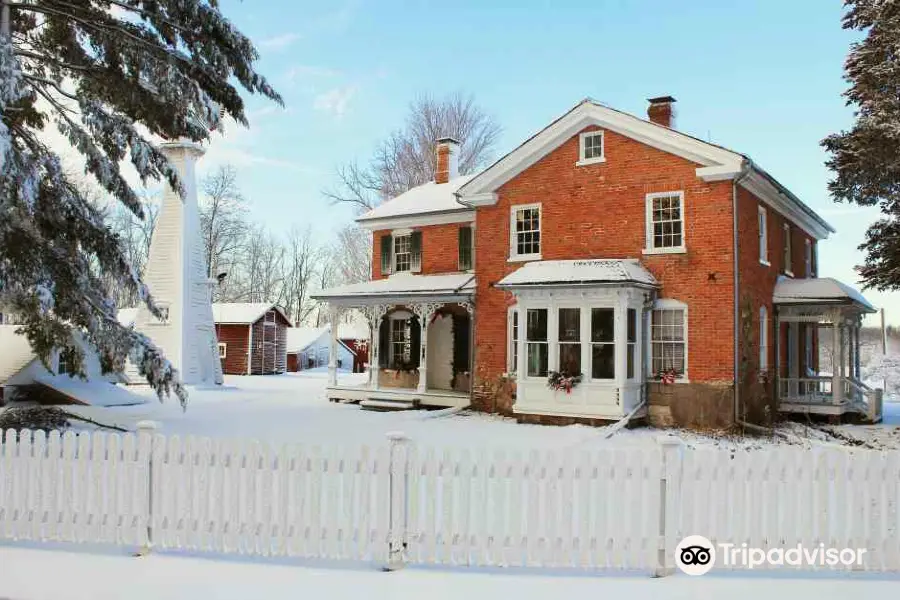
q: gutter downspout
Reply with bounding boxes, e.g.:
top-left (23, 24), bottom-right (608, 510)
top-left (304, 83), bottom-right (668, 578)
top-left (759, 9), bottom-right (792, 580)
top-left (732, 159), bottom-right (753, 427)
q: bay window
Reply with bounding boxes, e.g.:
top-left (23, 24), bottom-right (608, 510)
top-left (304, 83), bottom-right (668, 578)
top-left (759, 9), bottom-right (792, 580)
top-left (507, 307), bottom-right (519, 374)
top-left (590, 308), bottom-right (615, 379)
top-left (627, 308), bottom-right (637, 379)
top-left (526, 308), bottom-right (548, 377)
top-left (557, 308), bottom-right (581, 374)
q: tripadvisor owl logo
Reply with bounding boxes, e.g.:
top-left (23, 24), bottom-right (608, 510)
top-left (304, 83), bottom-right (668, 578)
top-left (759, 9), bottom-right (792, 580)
top-left (675, 535), bottom-right (716, 576)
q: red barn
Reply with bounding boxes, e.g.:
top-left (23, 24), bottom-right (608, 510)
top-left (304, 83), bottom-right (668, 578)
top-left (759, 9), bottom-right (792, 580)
top-left (212, 303), bottom-right (291, 375)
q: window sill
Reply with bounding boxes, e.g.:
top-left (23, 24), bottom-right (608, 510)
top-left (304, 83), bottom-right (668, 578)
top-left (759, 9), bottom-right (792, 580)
top-left (575, 156), bottom-right (606, 167)
top-left (642, 247), bottom-right (687, 256)
top-left (759, 259), bottom-right (771, 267)
top-left (508, 253), bottom-right (542, 263)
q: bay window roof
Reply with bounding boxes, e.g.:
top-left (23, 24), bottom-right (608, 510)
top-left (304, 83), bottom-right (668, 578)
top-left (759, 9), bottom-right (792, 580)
top-left (496, 259), bottom-right (658, 288)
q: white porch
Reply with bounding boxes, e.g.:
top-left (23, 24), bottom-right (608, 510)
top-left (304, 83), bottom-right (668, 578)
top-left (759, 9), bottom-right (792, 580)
top-left (773, 277), bottom-right (883, 423)
top-left (311, 273), bottom-right (476, 410)
top-left (497, 259), bottom-right (659, 421)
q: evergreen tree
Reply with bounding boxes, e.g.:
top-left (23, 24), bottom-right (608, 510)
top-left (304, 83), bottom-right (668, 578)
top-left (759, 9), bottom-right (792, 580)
top-left (823, 0), bottom-right (900, 291)
top-left (0, 0), bottom-right (281, 406)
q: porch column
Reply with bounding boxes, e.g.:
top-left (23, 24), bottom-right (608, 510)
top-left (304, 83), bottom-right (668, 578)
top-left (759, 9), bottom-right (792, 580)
top-left (832, 312), bottom-right (843, 404)
top-left (327, 306), bottom-right (340, 387)
top-left (614, 290), bottom-right (627, 401)
top-left (358, 304), bottom-right (390, 390)
top-left (854, 322), bottom-right (862, 380)
top-left (412, 302), bottom-right (442, 393)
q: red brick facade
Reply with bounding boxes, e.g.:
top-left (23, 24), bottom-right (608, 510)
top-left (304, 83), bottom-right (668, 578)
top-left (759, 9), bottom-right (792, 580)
top-left (366, 110), bottom-right (825, 427)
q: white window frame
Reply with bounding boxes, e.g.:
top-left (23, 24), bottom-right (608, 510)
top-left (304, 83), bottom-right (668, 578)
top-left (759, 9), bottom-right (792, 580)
top-left (556, 306), bottom-right (582, 375)
top-left (218, 343), bottom-right (227, 358)
top-left (804, 239), bottom-right (813, 278)
top-left (509, 203), bottom-right (542, 262)
top-left (589, 306), bottom-right (616, 381)
top-left (393, 232), bottom-right (413, 273)
top-left (644, 191), bottom-right (686, 254)
top-left (783, 222), bottom-right (793, 277)
top-left (576, 130), bottom-right (606, 166)
top-left (649, 299), bottom-right (689, 382)
top-left (525, 307), bottom-right (549, 378)
top-left (759, 306), bottom-right (768, 372)
top-left (506, 306), bottom-right (519, 375)
top-left (388, 313), bottom-right (412, 367)
top-left (758, 205), bottom-right (769, 266)
top-left (805, 324), bottom-right (815, 375)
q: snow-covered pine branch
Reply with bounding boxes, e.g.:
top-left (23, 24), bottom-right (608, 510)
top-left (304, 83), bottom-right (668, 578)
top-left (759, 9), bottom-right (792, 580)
top-left (0, 0), bottom-right (281, 403)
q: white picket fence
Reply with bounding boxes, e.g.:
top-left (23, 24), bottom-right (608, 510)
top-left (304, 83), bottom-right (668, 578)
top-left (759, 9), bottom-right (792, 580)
top-left (1, 426), bottom-right (899, 573)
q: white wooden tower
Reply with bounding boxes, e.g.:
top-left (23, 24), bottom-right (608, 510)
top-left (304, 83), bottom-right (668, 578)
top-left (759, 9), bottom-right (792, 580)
top-left (131, 140), bottom-right (223, 386)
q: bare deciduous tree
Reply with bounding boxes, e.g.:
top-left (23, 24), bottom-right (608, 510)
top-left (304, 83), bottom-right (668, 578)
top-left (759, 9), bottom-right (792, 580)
top-left (332, 225), bottom-right (372, 285)
top-left (200, 165), bottom-right (248, 300)
top-left (324, 92), bottom-right (502, 211)
top-left (281, 226), bottom-right (320, 326)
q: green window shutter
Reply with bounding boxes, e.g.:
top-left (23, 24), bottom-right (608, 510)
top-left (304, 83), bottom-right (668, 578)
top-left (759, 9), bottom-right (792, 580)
top-left (410, 231), bottom-right (422, 272)
top-left (380, 234), bottom-right (392, 275)
top-left (458, 226), bottom-right (473, 271)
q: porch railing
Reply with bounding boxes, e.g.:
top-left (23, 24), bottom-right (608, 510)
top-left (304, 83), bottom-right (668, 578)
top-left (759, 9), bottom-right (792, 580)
top-left (778, 376), bottom-right (836, 405)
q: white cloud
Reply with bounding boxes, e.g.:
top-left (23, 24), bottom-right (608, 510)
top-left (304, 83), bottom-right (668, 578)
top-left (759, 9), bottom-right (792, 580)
top-left (257, 33), bottom-right (301, 51)
top-left (313, 86), bottom-right (357, 119)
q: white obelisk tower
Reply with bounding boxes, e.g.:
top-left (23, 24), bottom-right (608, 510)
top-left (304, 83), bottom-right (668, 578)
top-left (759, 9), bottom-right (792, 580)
top-left (133, 140), bottom-right (224, 386)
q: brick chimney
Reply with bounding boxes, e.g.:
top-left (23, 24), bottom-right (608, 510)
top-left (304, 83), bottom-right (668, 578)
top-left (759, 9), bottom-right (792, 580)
top-left (647, 96), bottom-right (676, 128)
top-left (435, 137), bottom-right (460, 184)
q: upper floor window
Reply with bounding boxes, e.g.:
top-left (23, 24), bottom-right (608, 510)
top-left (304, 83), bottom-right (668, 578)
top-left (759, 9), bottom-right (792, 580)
top-left (510, 204), bottom-right (541, 260)
top-left (805, 239), bottom-right (814, 278)
top-left (645, 191), bottom-right (685, 253)
top-left (758, 205), bottom-right (769, 266)
top-left (577, 130), bottom-right (605, 165)
top-left (783, 223), bottom-right (793, 276)
top-left (380, 231), bottom-right (421, 275)
top-left (458, 225), bottom-right (473, 271)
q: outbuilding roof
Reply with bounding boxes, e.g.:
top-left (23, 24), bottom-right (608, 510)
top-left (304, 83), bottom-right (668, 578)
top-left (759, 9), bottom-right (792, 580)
top-left (496, 259), bottom-right (658, 288)
top-left (212, 302), bottom-right (291, 325)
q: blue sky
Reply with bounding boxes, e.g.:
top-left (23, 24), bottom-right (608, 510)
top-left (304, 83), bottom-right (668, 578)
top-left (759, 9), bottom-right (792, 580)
top-left (203, 0), bottom-right (897, 324)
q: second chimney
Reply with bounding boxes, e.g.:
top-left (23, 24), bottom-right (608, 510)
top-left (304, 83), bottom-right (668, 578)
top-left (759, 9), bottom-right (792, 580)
top-left (647, 96), bottom-right (676, 128)
top-left (435, 137), bottom-right (460, 184)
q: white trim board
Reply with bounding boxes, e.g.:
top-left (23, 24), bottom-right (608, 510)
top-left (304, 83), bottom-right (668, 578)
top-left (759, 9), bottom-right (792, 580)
top-left (357, 210), bottom-right (475, 232)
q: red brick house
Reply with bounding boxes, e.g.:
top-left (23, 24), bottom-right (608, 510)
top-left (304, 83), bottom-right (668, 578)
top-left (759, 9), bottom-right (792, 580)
top-left (212, 303), bottom-right (291, 375)
top-left (314, 98), bottom-right (882, 426)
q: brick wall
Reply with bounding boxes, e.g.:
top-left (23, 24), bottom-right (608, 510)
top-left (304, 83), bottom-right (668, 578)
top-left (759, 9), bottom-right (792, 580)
top-left (473, 126), bottom-right (737, 385)
top-left (215, 323), bottom-right (250, 375)
top-left (372, 222), bottom-right (473, 279)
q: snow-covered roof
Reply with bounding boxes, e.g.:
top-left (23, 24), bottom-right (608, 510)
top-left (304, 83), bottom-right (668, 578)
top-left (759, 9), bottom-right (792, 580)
top-left (496, 259), bottom-right (658, 288)
top-left (773, 277), bottom-right (875, 312)
top-left (313, 273), bottom-right (476, 302)
top-left (356, 175), bottom-right (475, 227)
top-left (286, 327), bottom-right (329, 353)
top-left (33, 374), bottom-right (148, 407)
top-left (212, 303), bottom-right (291, 325)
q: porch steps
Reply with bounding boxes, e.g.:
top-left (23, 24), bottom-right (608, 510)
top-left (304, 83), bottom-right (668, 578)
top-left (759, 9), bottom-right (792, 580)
top-left (360, 399), bottom-right (420, 412)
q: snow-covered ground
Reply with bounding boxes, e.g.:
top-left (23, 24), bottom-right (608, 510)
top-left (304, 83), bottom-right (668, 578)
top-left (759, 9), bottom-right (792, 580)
top-left (0, 546), bottom-right (896, 600)
top-left (61, 367), bottom-right (900, 451)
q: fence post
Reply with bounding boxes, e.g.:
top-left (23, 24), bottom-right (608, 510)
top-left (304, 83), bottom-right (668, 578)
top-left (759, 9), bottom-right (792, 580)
top-left (384, 431), bottom-right (410, 571)
top-left (654, 437), bottom-right (682, 577)
top-left (135, 420), bottom-right (157, 556)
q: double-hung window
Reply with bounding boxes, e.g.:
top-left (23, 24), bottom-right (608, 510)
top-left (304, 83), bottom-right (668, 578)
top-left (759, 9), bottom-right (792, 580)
top-left (557, 308), bottom-right (581, 374)
top-left (394, 234), bottom-right (412, 273)
top-left (783, 223), bottom-right (793, 276)
top-left (390, 317), bottom-right (411, 366)
top-left (458, 225), bottom-right (473, 271)
top-left (510, 204), bottom-right (541, 260)
top-left (381, 231), bottom-right (422, 275)
top-left (758, 206), bottom-right (769, 265)
top-left (651, 303), bottom-right (687, 378)
top-left (525, 308), bottom-right (548, 377)
top-left (590, 308), bottom-right (615, 379)
top-left (759, 306), bottom-right (769, 372)
top-left (645, 191), bottom-right (685, 252)
top-left (577, 130), bottom-right (605, 165)
top-left (507, 307), bottom-right (519, 375)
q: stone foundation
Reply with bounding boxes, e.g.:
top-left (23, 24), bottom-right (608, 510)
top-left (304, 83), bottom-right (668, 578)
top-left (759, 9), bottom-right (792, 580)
top-left (647, 381), bottom-right (734, 430)
top-left (515, 412), bottom-right (640, 428)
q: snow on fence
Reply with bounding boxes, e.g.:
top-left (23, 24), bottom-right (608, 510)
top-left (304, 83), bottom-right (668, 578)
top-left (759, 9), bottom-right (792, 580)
top-left (1, 426), bottom-right (899, 574)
